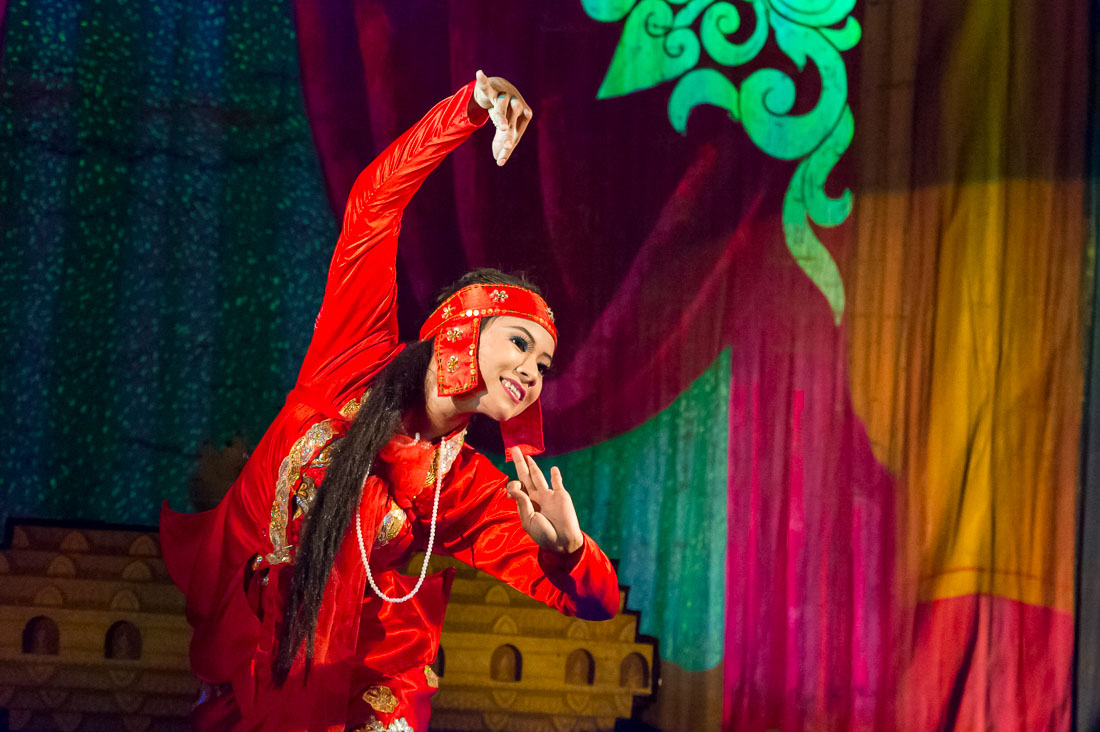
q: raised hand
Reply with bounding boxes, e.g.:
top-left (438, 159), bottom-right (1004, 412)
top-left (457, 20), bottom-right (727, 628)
top-left (506, 447), bottom-right (584, 555)
top-left (472, 70), bottom-right (533, 167)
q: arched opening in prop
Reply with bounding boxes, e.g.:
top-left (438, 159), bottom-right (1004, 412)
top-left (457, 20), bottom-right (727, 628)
top-left (619, 652), bottom-right (649, 689)
top-left (565, 648), bottom-right (595, 685)
top-left (490, 644), bottom-right (522, 682)
top-left (105, 620), bottom-right (142, 660)
top-left (22, 616), bottom-right (60, 655)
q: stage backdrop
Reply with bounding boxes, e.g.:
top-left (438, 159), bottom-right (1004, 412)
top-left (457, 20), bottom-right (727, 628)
top-left (0, 1), bottom-right (1091, 730)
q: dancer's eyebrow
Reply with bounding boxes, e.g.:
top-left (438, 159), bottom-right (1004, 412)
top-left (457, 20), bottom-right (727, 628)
top-left (508, 325), bottom-right (553, 364)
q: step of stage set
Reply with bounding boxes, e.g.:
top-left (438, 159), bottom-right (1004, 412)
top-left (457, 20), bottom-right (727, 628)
top-left (0, 521), bottom-right (655, 731)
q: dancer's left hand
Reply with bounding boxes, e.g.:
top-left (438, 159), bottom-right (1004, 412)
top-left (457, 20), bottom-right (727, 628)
top-left (506, 447), bottom-right (584, 555)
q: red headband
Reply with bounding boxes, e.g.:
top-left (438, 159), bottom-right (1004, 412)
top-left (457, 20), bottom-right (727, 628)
top-left (420, 283), bottom-right (556, 457)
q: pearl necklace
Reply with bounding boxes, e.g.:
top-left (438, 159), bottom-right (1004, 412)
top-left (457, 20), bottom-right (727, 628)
top-left (357, 431), bottom-right (462, 603)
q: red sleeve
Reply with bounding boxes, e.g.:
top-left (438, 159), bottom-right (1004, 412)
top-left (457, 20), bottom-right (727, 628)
top-left (435, 451), bottom-right (621, 621)
top-left (295, 82), bottom-right (488, 407)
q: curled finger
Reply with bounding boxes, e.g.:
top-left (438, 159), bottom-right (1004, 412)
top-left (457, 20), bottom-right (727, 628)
top-left (515, 105), bottom-right (533, 141)
top-left (507, 480), bottom-right (536, 522)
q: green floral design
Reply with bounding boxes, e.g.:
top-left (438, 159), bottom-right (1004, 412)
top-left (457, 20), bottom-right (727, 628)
top-left (582, 0), bottom-right (859, 324)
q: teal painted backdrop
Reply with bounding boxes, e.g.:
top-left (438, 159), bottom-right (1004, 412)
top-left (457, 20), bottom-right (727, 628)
top-left (0, 0), bottom-right (335, 524)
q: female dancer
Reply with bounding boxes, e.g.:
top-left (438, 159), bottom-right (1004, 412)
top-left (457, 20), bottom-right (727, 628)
top-left (160, 71), bottom-right (620, 732)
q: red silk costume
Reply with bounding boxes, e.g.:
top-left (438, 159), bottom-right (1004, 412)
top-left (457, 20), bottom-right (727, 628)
top-left (159, 83), bottom-right (620, 732)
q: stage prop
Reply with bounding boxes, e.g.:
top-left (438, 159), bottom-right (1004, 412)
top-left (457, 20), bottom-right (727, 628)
top-left (0, 522), bottom-right (654, 731)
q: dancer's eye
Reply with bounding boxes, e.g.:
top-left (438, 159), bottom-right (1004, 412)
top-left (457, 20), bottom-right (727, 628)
top-left (510, 335), bottom-right (530, 352)
top-left (537, 362), bottom-right (551, 376)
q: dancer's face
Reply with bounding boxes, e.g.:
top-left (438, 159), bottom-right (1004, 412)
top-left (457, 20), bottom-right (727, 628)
top-left (472, 316), bottom-right (555, 421)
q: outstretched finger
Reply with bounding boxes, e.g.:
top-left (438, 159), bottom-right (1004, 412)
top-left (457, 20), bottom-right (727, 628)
top-left (550, 466), bottom-right (566, 491)
top-left (523, 454), bottom-right (552, 492)
top-left (474, 70), bottom-right (493, 106)
top-left (511, 447), bottom-right (532, 485)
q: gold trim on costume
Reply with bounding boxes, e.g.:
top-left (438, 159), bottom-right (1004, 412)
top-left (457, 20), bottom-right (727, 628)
top-left (425, 427), bottom-right (465, 486)
top-left (310, 442), bottom-right (338, 469)
top-left (351, 717), bottom-right (414, 732)
top-left (266, 420), bottom-right (335, 565)
top-left (375, 502), bottom-right (407, 547)
top-left (292, 475), bottom-right (317, 520)
top-left (424, 448), bottom-right (439, 487)
top-left (266, 395), bottom-right (362, 564)
top-left (362, 685), bottom-right (399, 714)
top-left (340, 393), bottom-right (365, 419)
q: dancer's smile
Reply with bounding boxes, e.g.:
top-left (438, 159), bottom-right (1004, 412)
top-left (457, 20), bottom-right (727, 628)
top-left (470, 316), bottom-right (554, 421)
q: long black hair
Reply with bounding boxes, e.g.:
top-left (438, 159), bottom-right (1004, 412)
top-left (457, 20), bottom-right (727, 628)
top-left (272, 268), bottom-right (544, 685)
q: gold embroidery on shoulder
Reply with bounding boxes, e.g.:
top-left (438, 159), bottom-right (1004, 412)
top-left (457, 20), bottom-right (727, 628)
top-left (295, 436), bottom-right (343, 520)
top-left (341, 389), bottom-right (370, 420)
top-left (362, 684), bottom-right (398, 714)
top-left (266, 421), bottom-right (335, 565)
